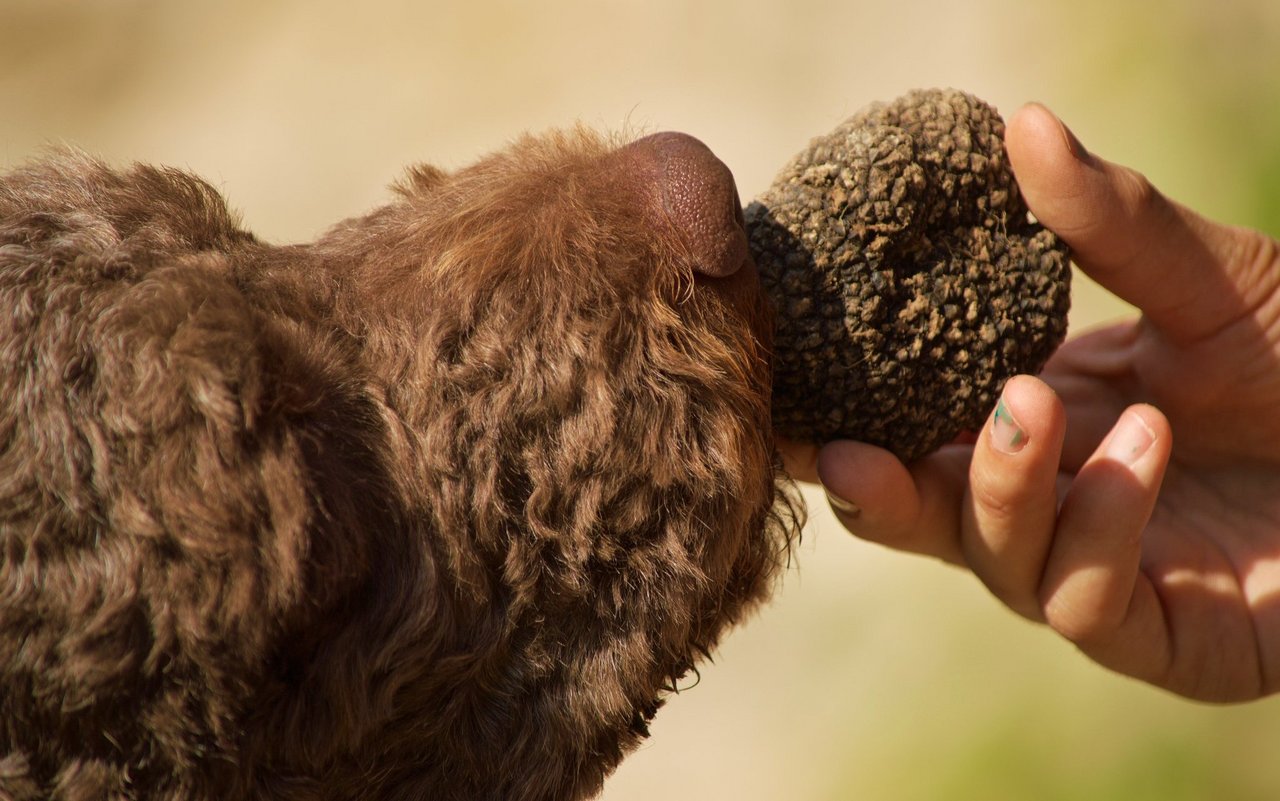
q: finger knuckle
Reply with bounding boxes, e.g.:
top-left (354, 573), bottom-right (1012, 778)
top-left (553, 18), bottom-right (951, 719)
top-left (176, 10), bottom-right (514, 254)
top-left (1041, 591), bottom-right (1124, 644)
top-left (1229, 225), bottom-right (1280, 281)
top-left (968, 474), bottom-right (1035, 525)
top-left (1120, 167), bottom-right (1159, 214)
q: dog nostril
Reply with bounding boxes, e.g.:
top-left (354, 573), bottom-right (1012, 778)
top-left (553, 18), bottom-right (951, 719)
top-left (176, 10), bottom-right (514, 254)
top-left (632, 132), bottom-right (748, 279)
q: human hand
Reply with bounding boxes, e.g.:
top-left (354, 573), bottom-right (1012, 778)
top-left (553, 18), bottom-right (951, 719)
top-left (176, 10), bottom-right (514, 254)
top-left (810, 103), bottom-right (1280, 702)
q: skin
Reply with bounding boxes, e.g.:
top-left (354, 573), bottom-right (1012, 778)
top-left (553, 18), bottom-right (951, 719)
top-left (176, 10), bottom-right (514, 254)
top-left (783, 102), bottom-right (1280, 703)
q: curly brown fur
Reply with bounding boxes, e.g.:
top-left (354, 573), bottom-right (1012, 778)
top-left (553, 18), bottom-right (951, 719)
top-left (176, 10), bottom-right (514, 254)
top-left (0, 132), bottom-right (802, 801)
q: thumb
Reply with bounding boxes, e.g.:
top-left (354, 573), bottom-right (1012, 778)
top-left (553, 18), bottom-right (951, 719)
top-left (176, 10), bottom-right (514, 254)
top-left (1006, 103), bottom-right (1271, 344)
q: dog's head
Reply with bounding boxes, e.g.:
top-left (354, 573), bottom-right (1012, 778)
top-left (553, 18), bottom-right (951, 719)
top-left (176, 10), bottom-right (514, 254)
top-left (0, 130), bottom-right (802, 801)
top-left (296, 129), bottom-right (804, 798)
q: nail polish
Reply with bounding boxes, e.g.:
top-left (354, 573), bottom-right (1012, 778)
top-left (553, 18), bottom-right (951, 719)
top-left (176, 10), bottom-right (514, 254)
top-left (991, 397), bottom-right (1028, 455)
top-left (1105, 412), bottom-right (1156, 466)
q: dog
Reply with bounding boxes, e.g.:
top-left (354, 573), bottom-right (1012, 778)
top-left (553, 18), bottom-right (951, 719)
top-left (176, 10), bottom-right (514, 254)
top-left (0, 128), bottom-right (802, 800)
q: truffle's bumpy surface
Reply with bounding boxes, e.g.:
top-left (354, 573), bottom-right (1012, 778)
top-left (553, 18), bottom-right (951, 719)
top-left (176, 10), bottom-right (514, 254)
top-left (746, 88), bottom-right (1072, 462)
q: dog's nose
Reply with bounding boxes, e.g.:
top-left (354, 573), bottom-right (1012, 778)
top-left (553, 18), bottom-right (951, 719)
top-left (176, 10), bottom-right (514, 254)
top-left (625, 132), bottom-right (750, 279)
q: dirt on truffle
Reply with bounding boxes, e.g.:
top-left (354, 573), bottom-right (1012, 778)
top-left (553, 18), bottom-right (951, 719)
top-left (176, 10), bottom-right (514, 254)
top-left (746, 88), bottom-right (1071, 462)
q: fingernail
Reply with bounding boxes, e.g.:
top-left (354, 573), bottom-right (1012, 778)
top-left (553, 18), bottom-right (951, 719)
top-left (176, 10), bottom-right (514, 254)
top-left (990, 396), bottom-right (1028, 455)
top-left (1058, 118), bottom-right (1092, 163)
top-left (1105, 412), bottom-right (1156, 466)
top-left (824, 488), bottom-right (861, 520)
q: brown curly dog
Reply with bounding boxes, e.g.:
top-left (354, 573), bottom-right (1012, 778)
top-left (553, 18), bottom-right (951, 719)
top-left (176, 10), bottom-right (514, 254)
top-left (0, 129), bottom-right (802, 801)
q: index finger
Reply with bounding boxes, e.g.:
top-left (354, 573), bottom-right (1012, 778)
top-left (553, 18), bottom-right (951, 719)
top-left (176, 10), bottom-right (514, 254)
top-left (1006, 103), bottom-right (1280, 345)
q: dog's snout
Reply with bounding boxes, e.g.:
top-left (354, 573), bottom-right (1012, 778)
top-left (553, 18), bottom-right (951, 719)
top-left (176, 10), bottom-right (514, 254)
top-left (626, 132), bottom-right (749, 279)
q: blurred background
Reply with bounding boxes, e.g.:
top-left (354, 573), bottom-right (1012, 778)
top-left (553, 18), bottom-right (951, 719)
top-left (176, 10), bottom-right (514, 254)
top-left (3, 0), bottom-right (1278, 798)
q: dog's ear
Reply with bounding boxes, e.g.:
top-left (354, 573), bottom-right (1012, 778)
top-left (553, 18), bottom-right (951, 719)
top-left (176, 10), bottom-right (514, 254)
top-left (393, 163), bottom-right (450, 198)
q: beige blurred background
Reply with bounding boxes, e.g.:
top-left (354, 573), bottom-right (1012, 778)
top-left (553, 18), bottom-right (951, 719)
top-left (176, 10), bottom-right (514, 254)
top-left (3, 1), bottom-right (1279, 798)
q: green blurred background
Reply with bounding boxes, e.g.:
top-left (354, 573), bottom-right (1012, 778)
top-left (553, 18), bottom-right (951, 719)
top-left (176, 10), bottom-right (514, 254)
top-left (3, 1), bottom-right (1277, 798)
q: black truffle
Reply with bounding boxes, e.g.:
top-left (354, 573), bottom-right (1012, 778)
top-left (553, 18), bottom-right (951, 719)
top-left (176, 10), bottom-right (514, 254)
top-left (746, 88), bottom-right (1071, 462)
